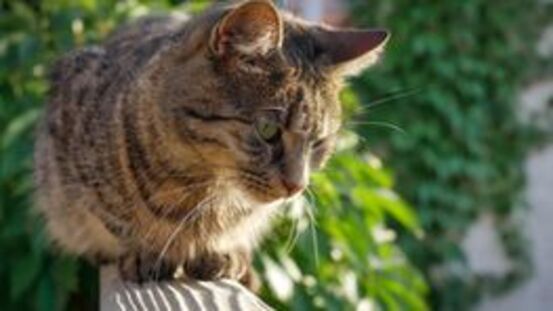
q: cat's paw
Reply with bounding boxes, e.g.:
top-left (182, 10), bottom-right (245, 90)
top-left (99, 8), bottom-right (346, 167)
top-left (183, 251), bottom-right (251, 283)
top-left (118, 253), bottom-right (176, 284)
top-left (183, 253), bottom-right (230, 280)
top-left (239, 266), bottom-right (261, 293)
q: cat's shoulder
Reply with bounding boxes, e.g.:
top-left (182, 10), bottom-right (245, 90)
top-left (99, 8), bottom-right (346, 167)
top-left (111, 13), bottom-right (189, 40)
top-left (49, 12), bottom-right (189, 85)
top-left (104, 13), bottom-right (189, 53)
top-left (49, 46), bottom-right (108, 93)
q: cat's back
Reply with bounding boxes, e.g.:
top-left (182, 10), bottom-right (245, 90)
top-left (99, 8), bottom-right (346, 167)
top-left (102, 13), bottom-right (190, 71)
top-left (37, 13), bottom-right (191, 192)
top-left (49, 13), bottom-right (188, 99)
top-left (41, 12), bottom-right (190, 155)
top-left (34, 13), bottom-right (191, 257)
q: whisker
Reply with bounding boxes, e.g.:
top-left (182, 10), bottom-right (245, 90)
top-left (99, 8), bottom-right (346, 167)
top-left (139, 180), bottom-right (215, 243)
top-left (310, 217), bottom-right (320, 268)
top-left (284, 206), bottom-right (301, 253)
top-left (154, 195), bottom-right (216, 274)
top-left (148, 181), bottom-right (210, 203)
top-left (304, 188), bottom-right (318, 215)
top-left (354, 88), bottom-right (422, 114)
top-left (347, 121), bottom-right (406, 134)
top-left (141, 176), bottom-right (241, 244)
top-left (301, 195), bottom-right (320, 268)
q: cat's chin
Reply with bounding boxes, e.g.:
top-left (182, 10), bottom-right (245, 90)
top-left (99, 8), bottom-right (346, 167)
top-left (239, 184), bottom-right (303, 206)
top-left (239, 188), bottom-right (286, 208)
top-left (208, 188), bottom-right (284, 254)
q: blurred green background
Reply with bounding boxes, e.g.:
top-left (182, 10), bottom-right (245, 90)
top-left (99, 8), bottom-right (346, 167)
top-left (1, 0), bottom-right (551, 310)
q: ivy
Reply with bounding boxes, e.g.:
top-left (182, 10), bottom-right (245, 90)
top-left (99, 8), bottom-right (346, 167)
top-left (350, 0), bottom-right (552, 309)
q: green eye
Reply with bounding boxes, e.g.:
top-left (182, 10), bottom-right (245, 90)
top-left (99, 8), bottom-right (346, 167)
top-left (256, 119), bottom-right (280, 142)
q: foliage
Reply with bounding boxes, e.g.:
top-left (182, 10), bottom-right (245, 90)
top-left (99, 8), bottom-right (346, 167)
top-left (0, 0), bottom-right (427, 310)
top-left (258, 90), bottom-right (427, 310)
top-left (350, 0), bottom-right (551, 309)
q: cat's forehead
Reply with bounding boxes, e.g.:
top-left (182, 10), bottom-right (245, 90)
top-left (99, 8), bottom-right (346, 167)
top-left (216, 58), bottom-right (339, 138)
top-left (281, 86), bottom-right (340, 138)
top-left (256, 73), bottom-right (341, 138)
top-left (211, 19), bottom-right (342, 137)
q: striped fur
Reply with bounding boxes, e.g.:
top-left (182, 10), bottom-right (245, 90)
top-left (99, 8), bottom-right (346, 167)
top-left (34, 0), bottom-right (387, 288)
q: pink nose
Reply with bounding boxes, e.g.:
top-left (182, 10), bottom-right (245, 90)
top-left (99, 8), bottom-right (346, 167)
top-left (282, 180), bottom-right (304, 196)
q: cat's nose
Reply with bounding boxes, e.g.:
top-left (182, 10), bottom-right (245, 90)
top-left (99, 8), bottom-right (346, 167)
top-left (282, 179), bottom-right (305, 196)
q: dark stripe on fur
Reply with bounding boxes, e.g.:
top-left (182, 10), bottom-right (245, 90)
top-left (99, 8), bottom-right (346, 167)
top-left (173, 106), bottom-right (251, 125)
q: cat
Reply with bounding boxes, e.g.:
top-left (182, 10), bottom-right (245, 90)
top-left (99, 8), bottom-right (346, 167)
top-left (34, 0), bottom-right (388, 289)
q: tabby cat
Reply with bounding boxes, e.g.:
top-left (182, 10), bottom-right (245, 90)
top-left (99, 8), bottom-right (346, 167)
top-left (34, 0), bottom-right (388, 288)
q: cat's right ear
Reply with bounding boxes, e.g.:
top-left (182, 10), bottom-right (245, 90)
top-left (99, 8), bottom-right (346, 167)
top-left (317, 28), bottom-right (390, 77)
top-left (209, 0), bottom-right (283, 58)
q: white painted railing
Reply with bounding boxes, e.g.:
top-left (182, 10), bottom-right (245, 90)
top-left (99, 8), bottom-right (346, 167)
top-left (100, 266), bottom-right (272, 311)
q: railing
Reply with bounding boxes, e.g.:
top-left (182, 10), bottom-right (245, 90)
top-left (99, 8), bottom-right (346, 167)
top-left (100, 266), bottom-right (272, 311)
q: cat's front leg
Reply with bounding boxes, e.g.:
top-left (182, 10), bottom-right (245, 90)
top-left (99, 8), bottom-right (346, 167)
top-left (238, 264), bottom-right (261, 293)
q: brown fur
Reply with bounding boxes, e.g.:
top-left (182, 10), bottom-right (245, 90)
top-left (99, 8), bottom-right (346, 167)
top-left (34, 0), bottom-right (388, 287)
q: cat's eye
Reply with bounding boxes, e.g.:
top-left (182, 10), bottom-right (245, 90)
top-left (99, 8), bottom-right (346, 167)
top-left (256, 119), bottom-right (281, 142)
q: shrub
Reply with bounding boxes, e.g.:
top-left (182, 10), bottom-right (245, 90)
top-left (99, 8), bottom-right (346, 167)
top-left (350, 0), bottom-right (550, 308)
top-left (0, 1), bottom-right (426, 310)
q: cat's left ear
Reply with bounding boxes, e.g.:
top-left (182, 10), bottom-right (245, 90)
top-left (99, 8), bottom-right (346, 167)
top-left (210, 0), bottom-right (283, 57)
top-left (317, 28), bottom-right (390, 76)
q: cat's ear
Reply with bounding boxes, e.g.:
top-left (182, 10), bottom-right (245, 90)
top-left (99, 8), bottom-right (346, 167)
top-left (318, 28), bottom-right (390, 76)
top-left (210, 0), bottom-right (283, 57)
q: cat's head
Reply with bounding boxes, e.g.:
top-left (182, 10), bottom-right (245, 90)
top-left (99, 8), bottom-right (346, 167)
top-left (154, 0), bottom-right (388, 205)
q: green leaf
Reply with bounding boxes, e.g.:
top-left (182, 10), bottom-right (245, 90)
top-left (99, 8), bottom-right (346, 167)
top-left (10, 253), bottom-right (42, 299)
top-left (1, 108), bottom-right (40, 150)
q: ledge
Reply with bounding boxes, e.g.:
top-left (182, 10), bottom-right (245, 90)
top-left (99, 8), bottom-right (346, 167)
top-left (100, 266), bottom-right (272, 311)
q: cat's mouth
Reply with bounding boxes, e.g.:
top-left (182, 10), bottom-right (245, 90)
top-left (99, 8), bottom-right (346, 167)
top-left (239, 178), bottom-right (305, 204)
top-left (235, 168), bottom-right (307, 203)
